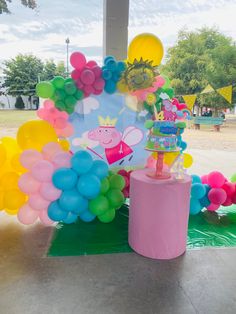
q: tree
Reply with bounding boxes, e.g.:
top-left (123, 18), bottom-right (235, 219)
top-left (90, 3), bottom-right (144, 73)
top-left (42, 60), bottom-right (66, 81)
top-left (0, 0), bottom-right (36, 14)
top-left (15, 95), bottom-right (25, 109)
top-left (162, 28), bottom-right (236, 115)
top-left (3, 54), bottom-right (44, 97)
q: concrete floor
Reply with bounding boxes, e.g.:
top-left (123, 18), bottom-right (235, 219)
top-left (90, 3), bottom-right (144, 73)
top-left (1, 149), bottom-right (236, 314)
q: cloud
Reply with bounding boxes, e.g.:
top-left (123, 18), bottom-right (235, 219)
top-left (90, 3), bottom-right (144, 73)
top-left (72, 131), bottom-right (99, 149)
top-left (75, 97), bottom-right (100, 115)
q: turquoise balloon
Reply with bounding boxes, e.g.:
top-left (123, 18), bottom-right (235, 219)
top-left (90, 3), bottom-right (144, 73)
top-left (190, 198), bottom-right (202, 215)
top-left (90, 160), bottom-right (109, 179)
top-left (52, 168), bottom-right (78, 190)
top-left (77, 174), bottom-right (101, 200)
top-left (71, 151), bottom-right (93, 175)
top-left (80, 209), bottom-right (96, 222)
top-left (48, 201), bottom-right (67, 221)
top-left (191, 175), bottom-right (202, 184)
top-left (63, 212), bottom-right (78, 224)
top-left (59, 189), bottom-right (88, 213)
top-left (191, 183), bottom-right (206, 199)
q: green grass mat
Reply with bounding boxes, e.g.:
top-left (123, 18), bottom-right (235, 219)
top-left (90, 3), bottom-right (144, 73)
top-left (48, 204), bottom-right (236, 257)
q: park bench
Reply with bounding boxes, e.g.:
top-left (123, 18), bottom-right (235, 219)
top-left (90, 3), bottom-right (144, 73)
top-left (193, 116), bottom-right (224, 132)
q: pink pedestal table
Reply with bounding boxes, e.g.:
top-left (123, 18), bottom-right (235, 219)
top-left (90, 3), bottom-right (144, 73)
top-left (129, 169), bottom-right (191, 260)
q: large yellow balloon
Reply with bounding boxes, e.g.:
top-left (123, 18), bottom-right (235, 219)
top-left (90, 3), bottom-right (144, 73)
top-left (128, 33), bottom-right (164, 66)
top-left (11, 153), bottom-right (27, 173)
top-left (0, 143), bottom-right (6, 165)
top-left (58, 138), bottom-right (70, 151)
top-left (0, 172), bottom-right (20, 190)
top-left (183, 153), bottom-right (193, 168)
top-left (3, 189), bottom-right (26, 210)
top-left (17, 120), bottom-right (58, 151)
top-left (1, 137), bottom-right (20, 158)
top-left (0, 189), bottom-right (4, 210)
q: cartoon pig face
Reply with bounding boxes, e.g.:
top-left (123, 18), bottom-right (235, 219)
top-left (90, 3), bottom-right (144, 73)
top-left (88, 127), bottom-right (122, 148)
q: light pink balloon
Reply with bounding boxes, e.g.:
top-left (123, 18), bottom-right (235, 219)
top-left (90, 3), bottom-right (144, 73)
top-left (31, 160), bottom-right (54, 182)
top-left (42, 142), bottom-right (61, 160)
top-left (17, 203), bottom-right (39, 225)
top-left (70, 52), bottom-right (86, 70)
top-left (28, 193), bottom-right (50, 211)
top-left (54, 117), bottom-right (67, 129)
top-left (18, 172), bottom-right (41, 194)
top-left (155, 75), bottom-right (165, 87)
top-left (37, 108), bottom-right (47, 119)
top-left (39, 209), bottom-right (54, 226)
top-left (56, 124), bottom-right (74, 137)
top-left (20, 149), bottom-right (43, 170)
top-left (201, 175), bottom-right (208, 184)
top-left (52, 152), bottom-right (71, 169)
top-left (43, 99), bottom-right (54, 109)
top-left (39, 182), bottom-right (62, 201)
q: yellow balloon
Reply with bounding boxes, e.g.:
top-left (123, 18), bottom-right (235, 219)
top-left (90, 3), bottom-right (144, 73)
top-left (1, 137), bottom-right (20, 158)
top-left (11, 153), bottom-right (27, 173)
top-left (17, 120), bottom-right (58, 151)
top-left (0, 189), bottom-right (4, 210)
top-left (3, 189), bottom-right (26, 210)
top-left (164, 152), bottom-right (179, 166)
top-left (117, 78), bottom-right (129, 93)
top-left (58, 138), bottom-right (70, 151)
top-left (0, 143), bottom-right (6, 165)
top-left (0, 160), bottom-right (13, 177)
top-left (0, 171), bottom-right (20, 190)
top-left (183, 153), bottom-right (193, 169)
top-left (128, 33), bottom-right (164, 66)
top-left (5, 207), bottom-right (19, 215)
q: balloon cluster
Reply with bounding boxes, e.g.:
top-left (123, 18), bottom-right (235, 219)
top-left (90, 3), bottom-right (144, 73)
top-left (117, 169), bottom-right (132, 198)
top-left (0, 137), bottom-right (26, 215)
top-left (102, 56), bottom-right (126, 94)
top-left (36, 77), bottom-right (84, 114)
top-left (70, 52), bottom-right (105, 97)
top-left (37, 99), bottom-right (74, 137)
top-left (17, 142), bottom-right (71, 225)
top-left (48, 151), bottom-right (125, 224)
top-left (190, 172), bottom-right (236, 215)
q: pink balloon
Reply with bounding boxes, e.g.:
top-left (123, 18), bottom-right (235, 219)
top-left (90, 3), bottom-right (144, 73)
top-left (208, 188), bottom-right (227, 205)
top-left (42, 142), bottom-right (61, 160)
top-left (37, 108), bottom-right (47, 119)
top-left (76, 78), bottom-right (84, 89)
top-left (201, 175), bottom-right (208, 184)
top-left (93, 78), bottom-right (105, 90)
top-left (232, 193), bottom-right (236, 204)
top-left (92, 66), bottom-right (102, 78)
top-left (39, 182), bottom-right (62, 201)
top-left (208, 171), bottom-right (225, 188)
top-left (52, 152), bottom-right (71, 169)
top-left (54, 117), bottom-right (67, 129)
top-left (59, 111), bottom-right (69, 120)
top-left (207, 203), bottom-right (220, 212)
top-left (83, 84), bottom-right (95, 95)
top-left (31, 160), bottom-right (54, 182)
top-left (155, 75), bottom-right (165, 87)
top-left (20, 149), bottom-right (43, 170)
top-left (18, 172), bottom-right (41, 194)
top-left (71, 69), bottom-right (81, 81)
top-left (86, 60), bottom-right (97, 68)
top-left (39, 209), bottom-right (54, 226)
top-left (93, 89), bottom-right (103, 95)
top-left (70, 52), bottom-right (86, 70)
top-left (56, 124), bottom-right (74, 137)
top-left (28, 193), bottom-right (50, 211)
top-left (222, 196), bottom-right (233, 207)
top-left (43, 100), bottom-right (54, 109)
top-left (222, 182), bottom-right (235, 196)
top-left (17, 203), bottom-right (39, 225)
top-left (80, 69), bottom-right (95, 85)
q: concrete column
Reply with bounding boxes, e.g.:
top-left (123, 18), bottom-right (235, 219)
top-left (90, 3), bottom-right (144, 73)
top-left (103, 0), bottom-right (129, 60)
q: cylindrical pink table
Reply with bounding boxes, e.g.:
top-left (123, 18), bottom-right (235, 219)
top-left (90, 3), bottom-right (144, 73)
top-left (129, 169), bottom-right (191, 260)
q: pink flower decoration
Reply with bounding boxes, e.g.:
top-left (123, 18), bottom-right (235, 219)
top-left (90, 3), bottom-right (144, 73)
top-left (131, 75), bottom-right (165, 101)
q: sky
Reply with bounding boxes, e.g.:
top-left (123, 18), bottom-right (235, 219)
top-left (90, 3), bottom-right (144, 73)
top-left (0, 0), bottom-right (235, 67)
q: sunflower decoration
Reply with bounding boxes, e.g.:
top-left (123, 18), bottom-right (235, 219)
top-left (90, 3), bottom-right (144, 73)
top-left (123, 58), bottom-right (159, 91)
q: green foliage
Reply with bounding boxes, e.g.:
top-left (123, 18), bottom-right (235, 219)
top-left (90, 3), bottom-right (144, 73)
top-left (15, 95), bottom-right (25, 109)
top-left (3, 54), bottom-right (66, 97)
top-left (0, 0), bottom-right (37, 14)
top-left (162, 27), bottom-right (236, 111)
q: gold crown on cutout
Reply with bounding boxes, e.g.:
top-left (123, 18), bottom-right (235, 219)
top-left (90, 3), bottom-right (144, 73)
top-left (98, 116), bottom-right (117, 127)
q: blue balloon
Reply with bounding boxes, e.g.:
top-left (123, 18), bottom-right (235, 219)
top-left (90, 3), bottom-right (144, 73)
top-left (52, 168), bottom-right (78, 190)
top-left (90, 160), bottom-right (109, 179)
top-left (190, 198), bottom-right (202, 215)
top-left (104, 80), bottom-right (116, 94)
top-left (104, 55), bottom-right (114, 65)
top-left (179, 128), bottom-right (184, 134)
top-left (59, 189), bottom-right (88, 213)
top-left (112, 71), bottom-right (121, 81)
top-left (48, 201), bottom-right (67, 221)
top-left (191, 183), bottom-right (206, 199)
top-left (63, 212), bottom-right (78, 224)
top-left (102, 69), bottom-right (112, 80)
top-left (117, 61), bottom-right (126, 72)
top-left (71, 151), bottom-right (93, 175)
top-left (191, 174), bottom-right (202, 184)
top-left (176, 110), bottom-right (184, 117)
top-left (106, 59), bottom-right (117, 72)
top-left (80, 209), bottom-right (96, 222)
top-left (180, 141), bottom-right (187, 151)
top-left (204, 184), bottom-right (211, 194)
top-left (77, 174), bottom-right (101, 200)
top-left (200, 195), bottom-right (211, 208)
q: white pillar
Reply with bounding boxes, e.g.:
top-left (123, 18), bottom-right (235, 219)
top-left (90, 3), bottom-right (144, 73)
top-left (103, 0), bottom-right (129, 60)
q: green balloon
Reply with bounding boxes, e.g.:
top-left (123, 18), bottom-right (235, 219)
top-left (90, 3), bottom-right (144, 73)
top-left (106, 189), bottom-right (125, 209)
top-left (36, 81), bottom-right (55, 98)
top-left (54, 89), bottom-right (66, 101)
top-left (89, 195), bottom-right (109, 216)
top-left (175, 121), bottom-right (186, 129)
top-left (64, 78), bottom-right (74, 84)
top-left (52, 76), bottom-right (65, 89)
top-left (55, 100), bottom-right (66, 111)
top-left (109, 174), bottom-right (125, 190)
top-left (144, 120), bottom-right (154, 129)
top-left (64, 82), bottom-right (77, 95)
top-left (65, 95), bottom-right (77, 106)
top-left (164, 87), bottom-right (174, 99)
top-left (65, 106), bottom-right (74, 114)
top-left (100, 178), bottom-right (110, 194)
top-left (75, 89), bottom-right (84, 100)
top-left (231, 173), bottom-right (236, 183)
top-left (162, 75), bottom-right (170, 89)
top-left (98, 208), bottom-right (115, 223)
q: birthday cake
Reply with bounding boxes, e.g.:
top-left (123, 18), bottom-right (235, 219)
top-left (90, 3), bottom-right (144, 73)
top-left (145, 121), bottom-right (178, 152)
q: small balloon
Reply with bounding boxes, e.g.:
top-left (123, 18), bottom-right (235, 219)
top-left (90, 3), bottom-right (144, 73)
top-left (17, 203), bottom-right (39, 225)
